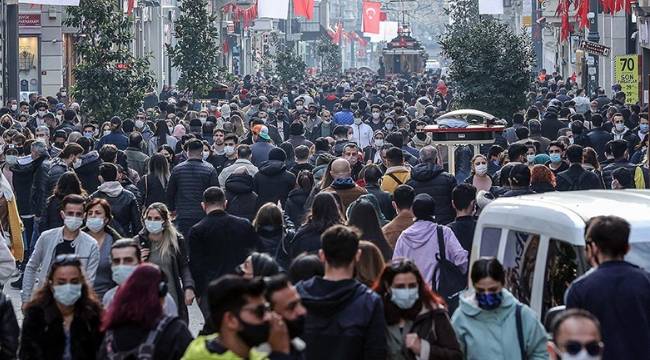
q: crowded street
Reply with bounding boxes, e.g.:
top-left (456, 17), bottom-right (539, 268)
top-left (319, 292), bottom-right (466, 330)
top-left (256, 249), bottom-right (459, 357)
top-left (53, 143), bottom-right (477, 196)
top-left (0, 0), bottom-right (648, 359)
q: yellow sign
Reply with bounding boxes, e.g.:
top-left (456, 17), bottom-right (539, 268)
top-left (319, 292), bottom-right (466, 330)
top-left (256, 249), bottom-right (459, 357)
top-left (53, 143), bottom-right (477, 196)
top-left (614, 55), bottom-right (640, 105)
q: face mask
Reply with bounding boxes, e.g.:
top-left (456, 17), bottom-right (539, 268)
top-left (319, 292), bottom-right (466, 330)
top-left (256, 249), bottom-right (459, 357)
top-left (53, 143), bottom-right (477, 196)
top-left (55, 141), bottom-right (65, 149)
top-left (286, 315), bottom-right (305, 339)
top-left (38, 110), bottom-right (46, 117)
top-left (527, 154), bottom-right (536, 163)
top-left (10, 105), bottom-right (17, 112)
top-left (385, 123), bottom-right (394, 130)
top-left (64, 216), bottom-right (84, 231)
top-left (52, 283), bottom-right (82, 306)
top-left (476, 291), bottom-right (503, 310)
top-left (550, 153), bottom-right (562, 163)
top-left (85, 217), bottom-right (104, 232)
top-left (224, 145), bottom-right (235, 156)
top-left (372, 112), bottom-right (380, 119)
top-left (83, 131), bottom-right (94, 139)
top-left (5, 155), bottom-right (17, 165)
top-left (354, 118), bottom-right (362, 125)
top-left (73, 158), bottom-right (82, 169)
top-left (569, 137), bottom-right (575, 145)
top-left (145, 220), bottom-right (164, 234)
top-left (202, 151), bottom-right (210, 160)
top-left (222, 113), bottom-right (230, 119)
top-left (390, 287), bottom-right (419, 309)
top-left (103, 130), bottom-right (111, 137)
top-left (475, 164), bottom-right (488, 175)
top-left (111, 265), bottom-right (136, 285)
top-left (416, 132), bottom-right (426, 140)
top-left (322, 118), bottom-right (331, 124)
top-left (615, 123), bottom-right (625, 132)
top-left (374, 139), bottom-right (384, 147)
top-left (555, 348), bottom-right (601, 360)
top-left (135, 120), bottom-right (144, 128)
top-left (296, 105), bottom-right (304, 111)
top-left (237, 317), bottom-right (270, 348)
top-left (61, 92), bottom-right (67, 97)
top-left (591, 107), bottom-right (598, 113)
top-left (640, 124), bottom-right (649, 133)
top-left (199, 116), bottom-right (207, 124)
top-left (56, 115), bottom-right (62, 122)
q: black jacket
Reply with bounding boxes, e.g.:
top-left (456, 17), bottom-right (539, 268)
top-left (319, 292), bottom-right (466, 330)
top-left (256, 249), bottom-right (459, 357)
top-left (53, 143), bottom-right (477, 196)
top-left (587, 127), bottom-right (614, 161)
top-left (167, 159), bottom-right (219, 221)
top-left (31, 155), bottom-right (51, 217)
top-left (10, 163), bottom-right (34, 216)
top-left (602, 160), bottom-right (637, 189)
top-left (365, 184), bottom-right (396, 221)
top-left (136, 175), bottom-right (167, 208)
top-left (75, 151), bottom-right (101, 194)
top-left (448, 216), bottom-right (476, 257)
top-left (0, 293), bottom-right (18, 360)
top-left (541, 117), bottom-right (566, 140)
top-left (254, 160), bottom-right (296, 209)
top-left (284, 188), bottom-right (309, 226)
top-left (406, 163), bottom-right (457, 225)
top-left (45, 158), bottom-right (71, 199)
top-left (90, 188), bottom-right (141, 237)
top-left (96, 318), bottom-right (192, 360)
top-left (289, 225), bottom-right (324, 260)
top-left (188, 210), bottom-right (257, 297)
top-left (225, 173), bottom-right (258, 222)
top-left (20, 298), bottom-right (103, 360)
top-left (296, 277), bottom-right (387, 360)
top-left (39, 196), bottom-right (64, 232)
top-left (556, 164), bottom-right (603, 191)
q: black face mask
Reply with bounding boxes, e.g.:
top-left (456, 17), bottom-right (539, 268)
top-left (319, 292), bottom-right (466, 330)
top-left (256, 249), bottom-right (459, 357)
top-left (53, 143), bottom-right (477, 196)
top-left (237, 317), bottom-right (270, 348)
top-left (285, 315), bottom-right (305, 339)
top-left (416, 132), bottom-right (426, 140)
top-left (55, 141), bottom-right (65, 149)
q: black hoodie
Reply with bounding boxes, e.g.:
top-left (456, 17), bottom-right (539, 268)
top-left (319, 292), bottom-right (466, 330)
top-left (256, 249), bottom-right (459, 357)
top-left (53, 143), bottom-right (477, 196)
top-left (253, 160), bottom-right (296, 209)
top-left (296, 277), bottom-right (387, 360)
top-left (225, 173), bottom-right (258, 221)
top-left (406, 163), bottom-right (457, 224)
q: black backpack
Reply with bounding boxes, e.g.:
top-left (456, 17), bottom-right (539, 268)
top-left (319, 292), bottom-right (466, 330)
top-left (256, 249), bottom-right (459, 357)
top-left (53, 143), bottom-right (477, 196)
top-left (103, 315), bottom-right (174, 360)
top-left (558, 171), bottom-right (588, 191)
top-left (433, 225), bottom-right (467, 313)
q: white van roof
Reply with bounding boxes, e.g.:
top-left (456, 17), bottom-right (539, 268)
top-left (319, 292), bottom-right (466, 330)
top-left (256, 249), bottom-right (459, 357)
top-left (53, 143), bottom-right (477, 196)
top-left (478, 190), bottom-right (650, 245)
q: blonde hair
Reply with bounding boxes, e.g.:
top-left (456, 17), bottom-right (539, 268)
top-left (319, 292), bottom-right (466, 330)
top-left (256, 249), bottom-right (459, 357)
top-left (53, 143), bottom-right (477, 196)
top-left (470, 154), bottom-right (488, 174)
top-left (144, 202), bottom-right (180, 259)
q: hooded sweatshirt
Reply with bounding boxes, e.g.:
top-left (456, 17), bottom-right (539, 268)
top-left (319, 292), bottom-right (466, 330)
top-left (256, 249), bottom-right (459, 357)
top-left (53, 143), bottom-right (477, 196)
top-left (451, 289), bottom-right (548, 360)
top-left (296, 277), bottom-right (387, 360)
top-left (393, 221), bottom-right (468, 287)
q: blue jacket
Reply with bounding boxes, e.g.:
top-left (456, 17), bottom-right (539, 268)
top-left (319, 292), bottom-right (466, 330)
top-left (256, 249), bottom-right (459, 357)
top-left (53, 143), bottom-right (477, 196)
top-left (96, 130), bottom-right (128, 150)
top-left (566, 260), bottom-right (650, 360)
top-left (296, 277), bottom-right (387, 360)
top-left (333, 109), bottom-right (354, 126)
top-left (251, 140), bottom-right (275, 168)
top-left (451, 289), bottom-right (548, 360)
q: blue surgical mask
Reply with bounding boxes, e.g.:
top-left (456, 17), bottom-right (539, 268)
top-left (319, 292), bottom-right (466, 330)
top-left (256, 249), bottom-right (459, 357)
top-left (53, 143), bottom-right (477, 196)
top-left (476, 291), bottom-right (503, 310)
top-left (53, 283), bottom-right (82, 306)
top-left (640, 124), bottom-right (649, 133)
top-left (83, 131), bottom-right (94, 139)
top-left (111, 265), bottom-right (136, 285)
top-left (145, 220), bottom-right (164, 234)
top-left (390, 287), bottom-right (419, 309)
top-left (550, 153), bottom-right (562, 163)
top-left (85, 217), bottom-right (104, 233)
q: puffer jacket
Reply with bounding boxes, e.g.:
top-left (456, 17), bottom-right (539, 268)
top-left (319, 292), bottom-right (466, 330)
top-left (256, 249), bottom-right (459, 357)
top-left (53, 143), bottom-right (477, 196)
top-left (253, 160), bottom-right (296, 209)
top-left (90, 183), bottom-right (141, 236)
top-left (451, 289), bottom-right (548, 360)
top-left (284, 188), bottom-right (309, 226)
top-left (406, 163), bottom-right (457, 224)
top-left (167, 158), bottom-right (219, 221)
top-left (183, 334), bottom-right (280, 360)
top-left (225, 173), bottom-right (258, 221)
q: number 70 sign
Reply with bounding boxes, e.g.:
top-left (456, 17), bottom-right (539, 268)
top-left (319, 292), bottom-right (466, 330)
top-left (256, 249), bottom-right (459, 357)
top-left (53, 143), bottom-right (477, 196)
top-left (615, 55), bottom-right (641, 105)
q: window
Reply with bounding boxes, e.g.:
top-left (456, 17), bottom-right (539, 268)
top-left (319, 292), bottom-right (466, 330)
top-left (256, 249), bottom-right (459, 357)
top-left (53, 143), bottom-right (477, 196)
top-left (479, 227), bottom-right (501, 258)
top-left (541, 239), bottom-right (585, 319)
top-left (502, 231), bottom-right (540, 305)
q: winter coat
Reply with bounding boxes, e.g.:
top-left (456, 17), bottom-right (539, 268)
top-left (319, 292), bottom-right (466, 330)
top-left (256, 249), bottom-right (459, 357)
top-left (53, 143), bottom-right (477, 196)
top-left (31, 156), bottom-right (51, 217)
top-left (75, 151), bottom-right (101, 194)
top-left (188, 210), bottom-right (257, 297)
top-left (541, 116), bottom-right (566, 140)
top-left (451, 289), bottom-right (549, 360)
top-left (44, 158), bottom-right (71, 201)
top-left (38, 196), bottom-right (63, 232)
top-left (218, 159), bottom-right (258, 187)
top-left (406, 164), bottom-right (457, 225)
top-left (284, 188), bottom-right (309, 226)
top-left (225, 173), bottom-right (258, 222)
top-left (125, 147), bottom-right (150, 177)
top-left (10, 162), bottom-right (34, 216)
top-left (289, 225), bottom-right (325, 260)
top-left (365, 184), bottom-right (396, 221)
top-left (96, 130), bottom-right (128, 150)
top-left (556, 164), bottom-right (603, 191)
top-left (381, 166), bottom-right (411, 194)
top-left (322, 181), bottom-right (368, 211)
top-left (296, 277), bottom-right (387, 360)
top-left (91, 183), bottom-right (141, 237)
top-left (182, 334), bottom-right (281, 360)
top-left (136, 175), bottom-right (167, 208)
top-left (0, 292), bottom-right (18, 360)
top-left (587, 127), bottom-right (614, 161)
top-left (253, 160), bottom-right (296, 209)
top-left (167, 158), bottom-right (219, 221)
top-left (602, 160), bottom-right (638, 189)
top-left (251, 140), bottom-right (275, 167)
top-left (20, 298), bottom-right (103, 360)
top-left (287, 135), bottom-right (314, 150)
top-left (393, 221), bottom-right (468, 287)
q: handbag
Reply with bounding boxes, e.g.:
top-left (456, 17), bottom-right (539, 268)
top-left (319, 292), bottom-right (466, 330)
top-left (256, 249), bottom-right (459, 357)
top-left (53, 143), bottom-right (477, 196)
top-left (433, 225), bottom-right (467, 312)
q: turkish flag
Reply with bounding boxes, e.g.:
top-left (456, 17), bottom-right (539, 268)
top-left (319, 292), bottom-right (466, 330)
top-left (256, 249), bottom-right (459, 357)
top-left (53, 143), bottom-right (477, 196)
top-left (294, 0), bottom-right (314, 20)
top-left (362, 1), bottom-right (381, 34)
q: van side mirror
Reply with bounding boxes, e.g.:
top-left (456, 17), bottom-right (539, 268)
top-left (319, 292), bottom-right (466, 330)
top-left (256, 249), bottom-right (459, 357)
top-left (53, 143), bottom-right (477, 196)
top-left (544, 305), bottom-right (566, 332)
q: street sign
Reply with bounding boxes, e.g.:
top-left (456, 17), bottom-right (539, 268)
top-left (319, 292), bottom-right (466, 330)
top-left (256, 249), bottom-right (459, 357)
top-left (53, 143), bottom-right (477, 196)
top-left (579, 40), bottom-right (610, 57)
top-left (615, 55), bottom-right (641, 105)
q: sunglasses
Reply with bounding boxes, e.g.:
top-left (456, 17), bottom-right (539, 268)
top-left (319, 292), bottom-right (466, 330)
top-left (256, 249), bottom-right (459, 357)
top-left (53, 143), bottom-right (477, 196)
top-left (559, 340), bottom-right (603, 356)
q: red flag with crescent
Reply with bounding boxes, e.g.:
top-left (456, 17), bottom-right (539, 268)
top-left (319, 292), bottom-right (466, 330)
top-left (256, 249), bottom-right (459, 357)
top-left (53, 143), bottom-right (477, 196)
top-left (362, 1), bottom-right (381, 34)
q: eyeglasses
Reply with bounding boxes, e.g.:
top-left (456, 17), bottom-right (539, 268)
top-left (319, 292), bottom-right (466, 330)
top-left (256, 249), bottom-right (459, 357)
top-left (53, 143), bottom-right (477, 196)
top-left (241, 303), bottom-right (271, 319)
top-left (559, 340), bottom-right (603, 356)
top-left (53, 254), bottom-right (82, 267)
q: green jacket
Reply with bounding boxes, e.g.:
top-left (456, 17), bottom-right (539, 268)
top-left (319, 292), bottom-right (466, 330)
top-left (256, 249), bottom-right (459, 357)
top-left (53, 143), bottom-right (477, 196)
top-left (182, 335), bottom-right (268, 360)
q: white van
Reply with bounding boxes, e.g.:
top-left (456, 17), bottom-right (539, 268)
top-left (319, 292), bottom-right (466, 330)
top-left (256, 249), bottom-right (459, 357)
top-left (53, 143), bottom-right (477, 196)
top-left (470, 190), bottom-right (650, 321)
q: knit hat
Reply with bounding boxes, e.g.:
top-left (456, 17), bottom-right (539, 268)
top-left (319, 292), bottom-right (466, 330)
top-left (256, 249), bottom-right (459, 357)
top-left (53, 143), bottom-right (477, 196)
top-left (268, 147), bottom-right (287, 162)
top-left (412, 193), bottom-right (435, 221)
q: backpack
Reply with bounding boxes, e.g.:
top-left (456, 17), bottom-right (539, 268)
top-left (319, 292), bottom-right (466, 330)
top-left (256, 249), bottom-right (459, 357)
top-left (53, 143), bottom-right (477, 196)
top-left (432, 225), bottom-right (467, 313)
top-left (103, 315), bottom-right (174, 360)
top-left (558, 171), bottom-right (588, 191)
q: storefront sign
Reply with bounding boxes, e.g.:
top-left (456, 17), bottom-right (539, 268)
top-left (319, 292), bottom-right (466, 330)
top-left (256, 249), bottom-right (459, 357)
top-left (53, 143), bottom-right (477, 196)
top-left (18, 14), bottom-right (40, 27)
top-left (614, 55), bottom-right (641, 105)
top-left (579, 40), bottom-right (610, 57)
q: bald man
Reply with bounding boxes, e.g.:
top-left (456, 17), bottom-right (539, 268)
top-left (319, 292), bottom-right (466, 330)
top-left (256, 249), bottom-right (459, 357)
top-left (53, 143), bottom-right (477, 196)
top-left (322, 158), bottom-right (367, 210)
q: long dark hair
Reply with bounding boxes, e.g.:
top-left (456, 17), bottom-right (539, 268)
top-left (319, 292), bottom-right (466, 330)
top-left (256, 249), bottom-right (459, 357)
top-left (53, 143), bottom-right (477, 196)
top-left (347, 200), bottom-right (392, 260)
top-left (148, 153), bottom-right (170, 187)
top-left (374, 258), bottom-right (445, 325)
top-left (52, 171), bottom-right (87, 200)
top-left (154, 120), bottom-right (169, 146)
top-left (304, 192), bottom-right (343, 231)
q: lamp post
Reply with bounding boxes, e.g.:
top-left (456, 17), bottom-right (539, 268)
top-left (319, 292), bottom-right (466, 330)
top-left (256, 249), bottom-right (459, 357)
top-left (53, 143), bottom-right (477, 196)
top-left (587, 0), bottom-right (600, 95)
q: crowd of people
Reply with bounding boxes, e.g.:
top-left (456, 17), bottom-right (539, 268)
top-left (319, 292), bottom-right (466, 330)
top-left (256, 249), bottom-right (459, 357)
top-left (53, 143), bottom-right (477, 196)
top-left (0, 69), bottom-right (644, 359)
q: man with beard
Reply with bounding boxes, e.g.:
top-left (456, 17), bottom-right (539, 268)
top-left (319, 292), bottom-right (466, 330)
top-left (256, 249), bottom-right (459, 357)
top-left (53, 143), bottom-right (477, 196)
top-left (265, 274), bottom-right (308, 360)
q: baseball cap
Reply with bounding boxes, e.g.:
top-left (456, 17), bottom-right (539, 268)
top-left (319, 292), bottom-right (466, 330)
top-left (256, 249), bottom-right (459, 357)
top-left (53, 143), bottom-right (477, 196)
top-left (252, 125), bottom-right (271, 141)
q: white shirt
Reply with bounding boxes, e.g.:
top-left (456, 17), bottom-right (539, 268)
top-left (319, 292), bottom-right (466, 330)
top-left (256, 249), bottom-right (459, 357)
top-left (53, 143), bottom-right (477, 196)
top-left (351, 122), bottom-right (374, 149)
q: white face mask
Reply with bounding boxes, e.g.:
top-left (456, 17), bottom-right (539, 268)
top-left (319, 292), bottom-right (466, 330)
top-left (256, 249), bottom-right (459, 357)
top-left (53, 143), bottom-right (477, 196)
top-left (296, 105), bottom-right (304, 111)
top-left (372, 112), bottom-right (380, 119)
top-left (73, 158), bottom-right (82, 169)
top-left (199, 116), bottom-right (208, 124)
top-left (145, 220), bottom-right (164, 234)
top-left (85, 217), bottom-right (105, 232)
top-left (103, 130), bottom-right (111, 137)
top-left (202, 151), bottom-right (210, 160)
top-left (38, 110), bottom-right (46, 117)
top-left (385, 123), bottom-right (394, 130)
top-left (111, 265), bottom-right (136, 285)
top-left (354, 118), bottom-right (362, 125)
top-left (10, 105), bottom-right (17, 112)
top-left (374, 139), bottom-right (384, 147)
top-left (475, 164), bottom-right (488, 175)
top-left (64, 216), bottom-right (83, 231)
top-left (135, 120), bottom-right (145, 129)
top-left (557, 349), bottom-right (601, 360)
top-left (224, 145), bottom-right (236, 156)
